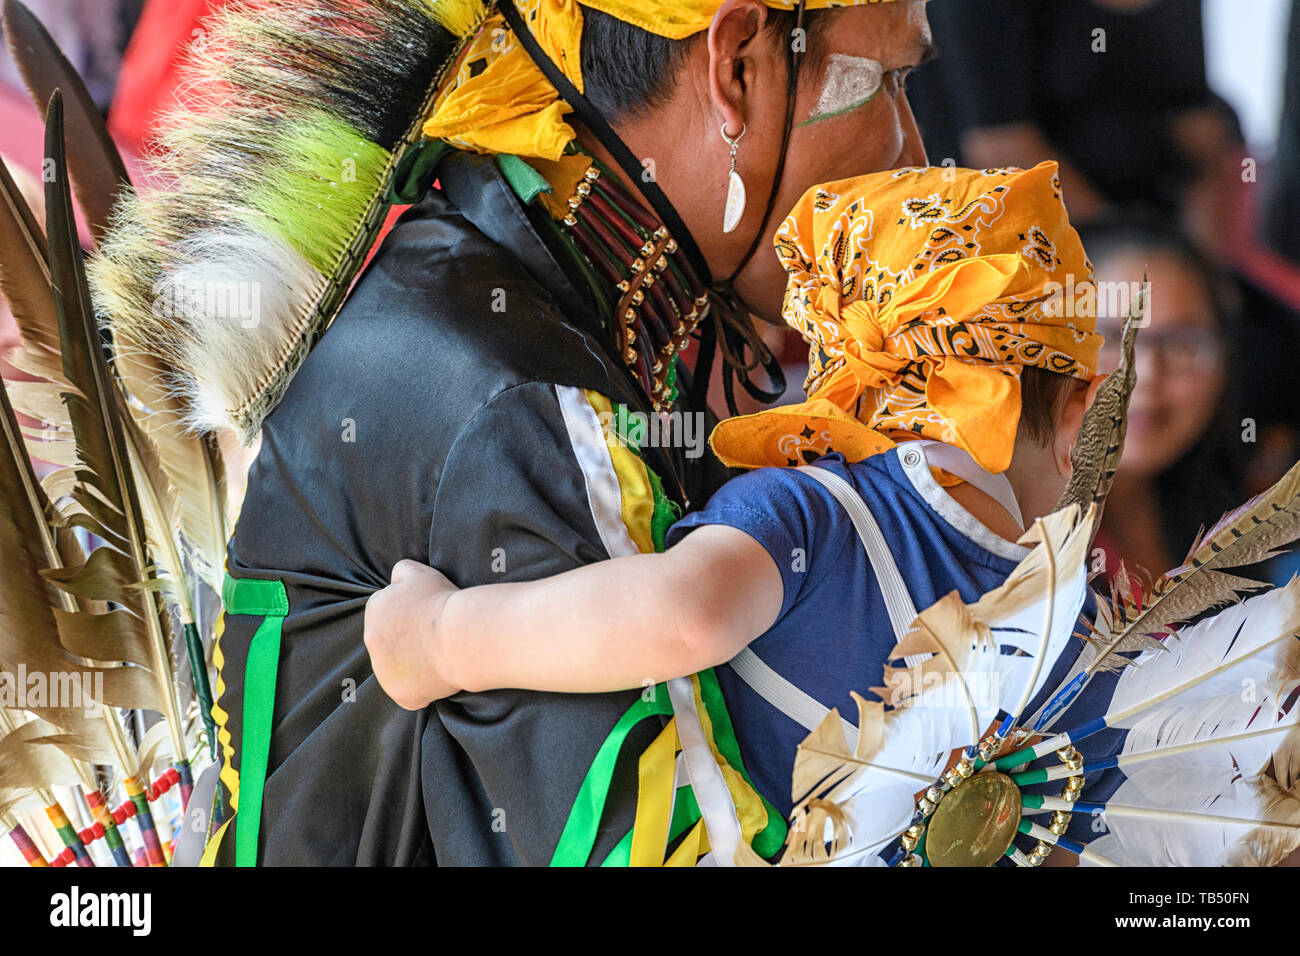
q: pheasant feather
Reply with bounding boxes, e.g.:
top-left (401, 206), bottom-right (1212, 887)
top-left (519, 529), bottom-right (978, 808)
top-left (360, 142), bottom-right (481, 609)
top-left (1054, 283), bottom-right (1141, 514)
top-left (1087, 458), bottom-right (1300, 676)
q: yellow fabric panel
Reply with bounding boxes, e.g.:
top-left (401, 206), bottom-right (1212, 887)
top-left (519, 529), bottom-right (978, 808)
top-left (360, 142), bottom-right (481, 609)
top-left (584, 390), bottom-right (655, 555)
top-left (200, 816), bottom-right (233, 867)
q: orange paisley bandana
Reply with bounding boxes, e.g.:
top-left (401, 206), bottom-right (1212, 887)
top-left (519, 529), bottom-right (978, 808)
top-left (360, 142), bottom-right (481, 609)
top-left (710, 161), bottom-right (1102, 473)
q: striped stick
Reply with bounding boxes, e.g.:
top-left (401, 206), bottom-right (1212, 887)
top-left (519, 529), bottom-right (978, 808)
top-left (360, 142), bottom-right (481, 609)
top-left (1024, 792), bottom-right (1300, 830)
top-left (7, 821), bottom-right (48, 867)
top-left (84, 790), bottom-right (132, 868)
top-left (124, 776), bottom-right (167, 867)
top-left (1017, 818), bottom-right (1118, 866)
top-left (44, 801), bottom-right (94, 867)
top-left (174, 760), bottom-right (194, 813)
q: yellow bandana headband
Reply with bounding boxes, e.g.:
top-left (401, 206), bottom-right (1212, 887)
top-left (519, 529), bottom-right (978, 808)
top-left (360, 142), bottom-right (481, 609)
top-left (709, 162), bottom-right (1102, 473)
top-left (424, 0), bottom-right (902, 162)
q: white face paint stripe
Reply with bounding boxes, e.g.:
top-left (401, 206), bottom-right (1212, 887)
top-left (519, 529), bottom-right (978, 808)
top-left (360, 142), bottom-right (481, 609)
top-left (809, 53), bottom-right (885, 122)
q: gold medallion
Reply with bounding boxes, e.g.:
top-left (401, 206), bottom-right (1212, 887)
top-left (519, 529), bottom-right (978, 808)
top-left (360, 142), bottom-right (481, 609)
top-left (924, 772), bottom-right (1021, 867)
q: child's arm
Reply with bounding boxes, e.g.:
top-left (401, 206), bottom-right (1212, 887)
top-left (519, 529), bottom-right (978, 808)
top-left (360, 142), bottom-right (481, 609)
top-left (364, 525), bottom-right (784, 710)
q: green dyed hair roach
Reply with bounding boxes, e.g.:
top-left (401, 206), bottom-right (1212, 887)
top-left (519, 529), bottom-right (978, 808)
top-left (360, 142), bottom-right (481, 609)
top-left (87, 0), bottom-right (491, 442)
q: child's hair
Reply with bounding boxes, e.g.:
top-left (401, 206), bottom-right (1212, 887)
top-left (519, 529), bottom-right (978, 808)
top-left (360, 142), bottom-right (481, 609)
top-left (1019, 367), bottom-right (1077, 447)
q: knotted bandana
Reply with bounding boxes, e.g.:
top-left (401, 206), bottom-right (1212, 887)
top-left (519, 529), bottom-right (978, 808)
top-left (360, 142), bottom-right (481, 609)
top-left (710, 162), bottom-right (1101, 472)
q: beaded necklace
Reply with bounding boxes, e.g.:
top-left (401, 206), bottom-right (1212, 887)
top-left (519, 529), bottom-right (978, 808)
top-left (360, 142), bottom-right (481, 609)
top-left (550, 149), bottom-right (712, 412)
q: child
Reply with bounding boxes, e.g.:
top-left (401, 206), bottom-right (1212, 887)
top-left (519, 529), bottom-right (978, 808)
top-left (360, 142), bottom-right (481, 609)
top-left (364, 161), bottom-right (1106, 822)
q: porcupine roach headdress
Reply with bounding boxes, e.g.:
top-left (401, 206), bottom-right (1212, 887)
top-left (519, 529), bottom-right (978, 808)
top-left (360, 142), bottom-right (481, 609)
top-left (85, 0), bottom-right (490, 444)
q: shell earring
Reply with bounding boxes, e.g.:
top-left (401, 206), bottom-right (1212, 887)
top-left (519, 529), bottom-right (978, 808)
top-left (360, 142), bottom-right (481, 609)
top-left (721, 121), bottom-right (747, 234)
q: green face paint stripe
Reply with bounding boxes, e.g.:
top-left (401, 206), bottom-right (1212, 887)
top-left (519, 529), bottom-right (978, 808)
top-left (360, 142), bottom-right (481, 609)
top-left (798, 89), bottom-right (881, 127)
top-left (802, 54), bottom-right (885, 126)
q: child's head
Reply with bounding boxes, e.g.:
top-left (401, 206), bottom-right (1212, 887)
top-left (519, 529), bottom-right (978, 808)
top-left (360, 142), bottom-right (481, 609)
top-left (711, 161), bottom-right (1104, 497)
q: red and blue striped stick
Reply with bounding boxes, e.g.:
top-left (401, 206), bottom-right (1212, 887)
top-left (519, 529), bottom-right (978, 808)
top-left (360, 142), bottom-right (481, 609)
top-left (44, 802), bottom-right (94, 867)
top-left (174, 761), bottom-right (193, 813)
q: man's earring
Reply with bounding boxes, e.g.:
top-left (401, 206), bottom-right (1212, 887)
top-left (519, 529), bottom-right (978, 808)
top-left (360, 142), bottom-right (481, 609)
top-left (721, 121), bottom-right (747, 234)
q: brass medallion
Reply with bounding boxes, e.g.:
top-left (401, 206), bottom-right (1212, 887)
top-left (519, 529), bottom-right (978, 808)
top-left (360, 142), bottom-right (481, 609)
top-left (924, 772), bottom-right (1021, 867)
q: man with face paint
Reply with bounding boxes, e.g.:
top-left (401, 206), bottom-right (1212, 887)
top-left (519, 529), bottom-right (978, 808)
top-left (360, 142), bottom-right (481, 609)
top-left (201, 0), bottom-right (935, 866)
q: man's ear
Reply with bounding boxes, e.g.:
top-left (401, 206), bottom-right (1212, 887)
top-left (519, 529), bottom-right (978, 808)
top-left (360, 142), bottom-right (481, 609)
top-left (706, 0), bottom-right (770, 134)
top-left (1054, 374), bottom-right (1109, 477)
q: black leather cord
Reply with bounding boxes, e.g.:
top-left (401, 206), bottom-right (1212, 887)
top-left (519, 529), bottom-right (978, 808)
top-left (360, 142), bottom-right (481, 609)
top-left (714, 1), bottom-right (804, 411)
top-left (498, 0), bottom-right (802, 415)
top-left (724, 1), bottom-right (806, 286)
top-left (498, 0), bottom-right (714, 289)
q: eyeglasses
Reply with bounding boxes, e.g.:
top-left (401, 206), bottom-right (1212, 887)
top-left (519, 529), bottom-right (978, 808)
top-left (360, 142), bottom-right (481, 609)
top-left (1097, 325), bottom-right (1223, 374)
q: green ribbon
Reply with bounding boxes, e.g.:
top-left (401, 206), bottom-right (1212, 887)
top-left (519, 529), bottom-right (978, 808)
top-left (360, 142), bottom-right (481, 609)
top-left (554, 668), bottom-right (787, 866)
top-left (221, 574), bottom-right (289, 868)
top-left (550, 689), bottom-right (673, 866)
top-left (695, 668), bottom-right (787, 858)
top-left (600, 786), bottom-right (702, 867)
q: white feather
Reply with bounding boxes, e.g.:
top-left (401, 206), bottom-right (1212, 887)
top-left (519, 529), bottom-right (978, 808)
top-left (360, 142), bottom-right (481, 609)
top-left (155, 226), bottom-right (323, 438)
top-left (1118, 684), bottom-right (1300, 782)
top-left (1106, 577), bottom-right (1300, 726)
top-left (1082, 767), bottom-right (1300, 866)
top-left (971, 505), bottom-right (1096, 720)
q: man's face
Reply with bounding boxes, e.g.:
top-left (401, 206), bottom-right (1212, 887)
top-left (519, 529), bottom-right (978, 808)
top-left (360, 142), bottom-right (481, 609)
top-left (736, 1), bottom-right (932, 322)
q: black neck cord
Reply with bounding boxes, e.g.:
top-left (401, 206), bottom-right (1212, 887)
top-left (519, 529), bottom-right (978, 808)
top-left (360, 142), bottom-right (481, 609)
top-left (498, 0), bottom-right (804, 414)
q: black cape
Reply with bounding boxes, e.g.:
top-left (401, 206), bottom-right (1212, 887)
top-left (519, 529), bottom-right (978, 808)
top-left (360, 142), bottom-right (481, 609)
top-left (211, 150), bottom-right (728, 865)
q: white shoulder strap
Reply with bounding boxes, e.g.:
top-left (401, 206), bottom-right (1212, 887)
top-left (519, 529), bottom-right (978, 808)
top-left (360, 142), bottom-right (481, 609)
top-left (727, 463), bottom-right (918, 741)
top-left (797, 465), bottom-right (919, 640)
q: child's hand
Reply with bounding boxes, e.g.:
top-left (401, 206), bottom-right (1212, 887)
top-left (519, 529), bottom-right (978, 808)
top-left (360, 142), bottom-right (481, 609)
top-left (364, 560), bottom-right (461, 710)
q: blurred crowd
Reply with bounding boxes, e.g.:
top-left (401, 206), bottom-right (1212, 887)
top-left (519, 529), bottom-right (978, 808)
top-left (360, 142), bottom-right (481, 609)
top-left (2, 0), bottom-right (1299, 587)
top-left (905, 0), bottom-right (1300, 586)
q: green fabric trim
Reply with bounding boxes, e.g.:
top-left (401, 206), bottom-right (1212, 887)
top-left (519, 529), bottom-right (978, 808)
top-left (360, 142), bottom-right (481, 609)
top-left (550, 689), bottom-right (673, 867)
top-left (222, 575), bottom-right (289, 618)
top-left (222, 574), bottom-right (289, 868)
top-left (600, 829), bottom-right (633, 867)
top-left (496, 154), bottom-right (553, 205)
top-left (647, 465), bottom-right (681, 554)
top-left (697, 667), bottom-right (788, 858)
top-left (386, 138), bottom-right (455, 205)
